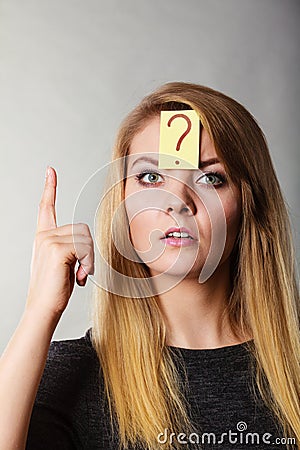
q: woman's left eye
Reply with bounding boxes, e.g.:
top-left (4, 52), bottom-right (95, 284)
top-left (135, 171), bottom-right (163, 186)
top-left (196, 171), bottom-right (226, 187)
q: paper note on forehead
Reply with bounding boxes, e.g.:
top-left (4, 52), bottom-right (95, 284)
top-left (158, 110), bottom-right (200, 169)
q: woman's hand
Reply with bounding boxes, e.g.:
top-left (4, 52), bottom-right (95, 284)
top-left (26, 166), bottom-right (94, 318)
top-left (0, 166), bottom-right (94, 450)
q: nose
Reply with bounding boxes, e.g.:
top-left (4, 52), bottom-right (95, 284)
top-left (165, 183), bottom-right (196, 216)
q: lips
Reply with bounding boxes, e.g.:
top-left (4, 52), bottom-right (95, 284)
top-left (161, 227), bottom-right (196, 240)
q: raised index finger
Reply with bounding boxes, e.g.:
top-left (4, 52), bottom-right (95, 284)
top-left (36, 166), bottom-right (57, 232)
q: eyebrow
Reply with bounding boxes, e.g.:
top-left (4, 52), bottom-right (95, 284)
top-left (129, 156), bottom-right (159, 169)
top-left (198, 158), bottom-right (220, 168)
top-left (129, 156), bottom-right (221, 170)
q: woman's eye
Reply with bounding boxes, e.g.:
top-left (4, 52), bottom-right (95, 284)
top-left (135, 171), bottom-right (163, 186)
top-left (134, 170), bottom-right (226, 188)
top-left (196, 171), bottom-right (226, 187)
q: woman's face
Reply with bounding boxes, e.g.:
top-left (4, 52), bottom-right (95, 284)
top-left (124, 115), bottom-right (241, 281)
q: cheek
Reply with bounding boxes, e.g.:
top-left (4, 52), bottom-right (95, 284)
top-left (222, 194), bottom-right (242, 247)
top-left (124, 181), bottom-right (165, 251)
top-left (128, 211), bottom-right (159, 252)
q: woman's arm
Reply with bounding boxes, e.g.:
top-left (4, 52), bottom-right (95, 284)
top-left (0, 167), bottom-right (94, 450)
top-left (0, 306), bottom-right (61, 449)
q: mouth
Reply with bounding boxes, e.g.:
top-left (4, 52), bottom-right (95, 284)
top-left (161, 227), bottom-right (197, 241)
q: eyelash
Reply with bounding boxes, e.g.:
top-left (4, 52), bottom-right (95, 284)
top-left (134, 170), bottom-right (227, 188)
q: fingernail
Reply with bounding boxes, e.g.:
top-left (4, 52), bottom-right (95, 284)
top-left (45, 166), bottom-right (51, 179)
top-left (77, 277), bottom-right (87, 287)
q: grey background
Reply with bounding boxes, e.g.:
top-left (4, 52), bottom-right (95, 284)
top-left (0, 0), bottom-right (299, 352)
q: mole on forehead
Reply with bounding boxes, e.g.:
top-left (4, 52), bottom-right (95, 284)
top-left (129, 156), bottom-right (221, 170)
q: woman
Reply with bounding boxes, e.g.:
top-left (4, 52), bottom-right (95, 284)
top-left (0, 82), bottom-right (299, 450)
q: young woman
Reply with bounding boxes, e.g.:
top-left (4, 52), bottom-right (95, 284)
top-left (0, 82), bottom-right (299, 450)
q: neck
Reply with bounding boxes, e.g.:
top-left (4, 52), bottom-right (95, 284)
top-left (153, 261), bottom-right (251, 349)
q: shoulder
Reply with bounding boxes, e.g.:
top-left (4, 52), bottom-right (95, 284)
top-left (47, 327), bottom-right (97, 361)
top-left (28, 329), bottom-right (102, 448)
top-left (47, 327), bottom-right (98, 370)
top-left (36, 328), bottom-right (101, 405)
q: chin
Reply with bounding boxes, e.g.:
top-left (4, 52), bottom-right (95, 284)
top-left (147, 258), bottom-right (205, 279)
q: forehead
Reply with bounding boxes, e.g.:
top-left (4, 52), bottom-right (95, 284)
top-left (128, 115), bottom-right (218, 162)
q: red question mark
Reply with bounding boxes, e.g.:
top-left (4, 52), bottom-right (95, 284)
top-left (167, 113), bottom-right (192, 151)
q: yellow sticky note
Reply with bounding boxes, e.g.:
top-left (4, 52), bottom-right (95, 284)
top-left (158, 110), bottom-right (200, 169)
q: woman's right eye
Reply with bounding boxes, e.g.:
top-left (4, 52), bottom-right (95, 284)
top-left (134, 171), bottom-right (164, 187)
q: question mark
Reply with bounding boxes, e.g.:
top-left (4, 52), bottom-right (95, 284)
top-left (167, 113), bottom-right (192, 151)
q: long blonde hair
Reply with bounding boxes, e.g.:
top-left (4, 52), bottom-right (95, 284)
top-left (90, 82), bottom-right (300, 449)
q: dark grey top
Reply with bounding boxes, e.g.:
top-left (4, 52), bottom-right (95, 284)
top-left (26, 328), bottom-right (293, 449)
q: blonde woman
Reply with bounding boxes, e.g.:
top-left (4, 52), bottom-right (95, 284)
top-left (0, 82), bottom-right (299, 450)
